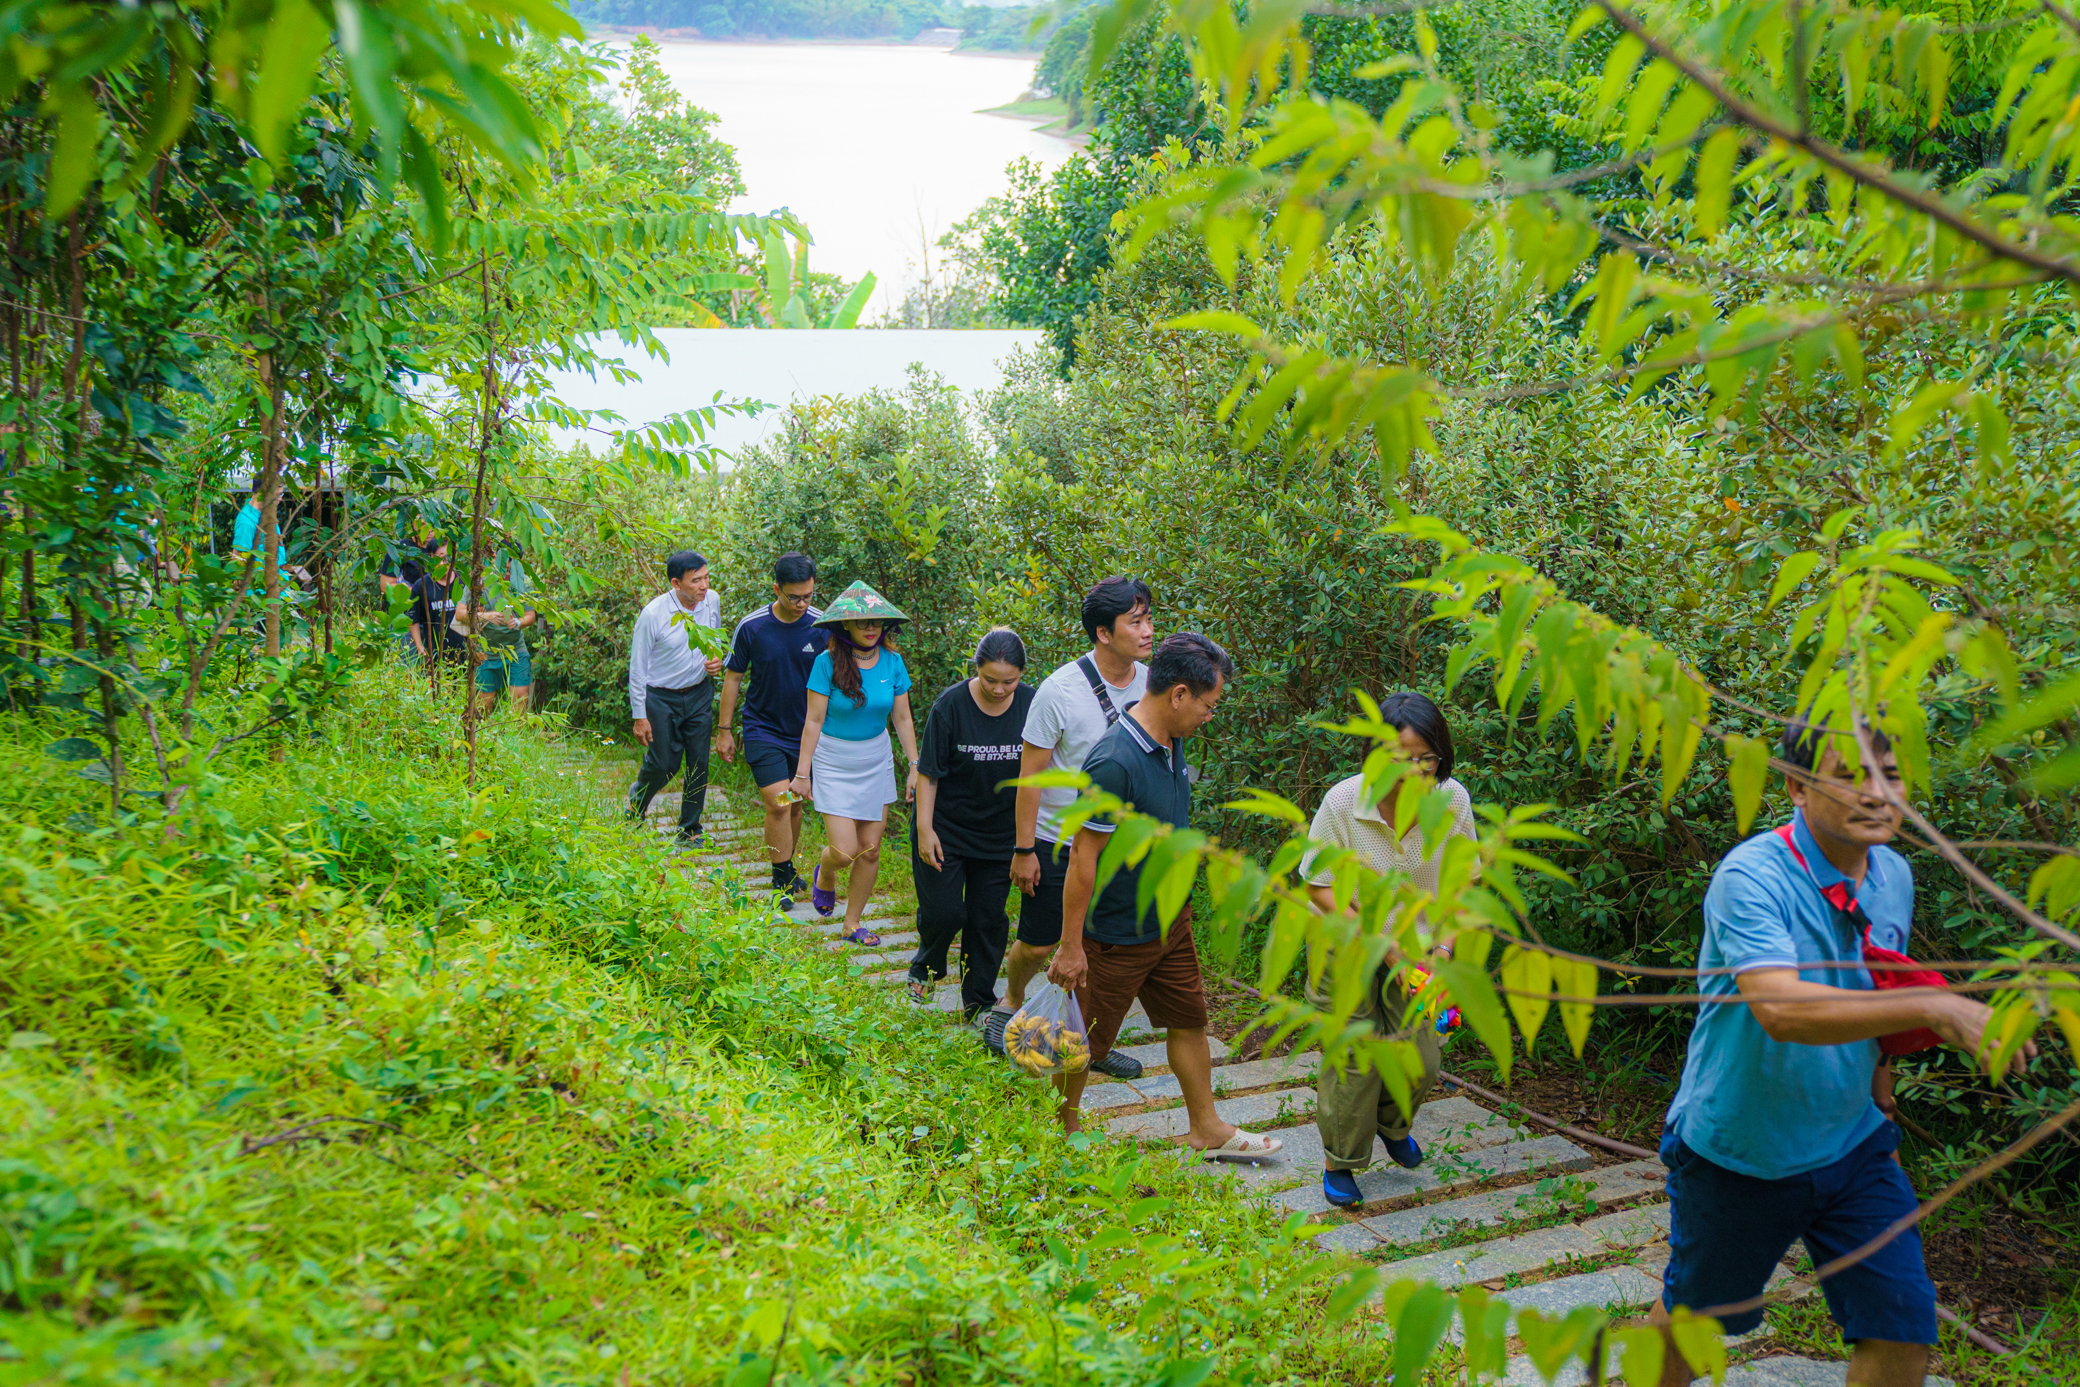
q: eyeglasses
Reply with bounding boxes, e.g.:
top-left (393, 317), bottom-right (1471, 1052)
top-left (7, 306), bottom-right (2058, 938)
top-left (1407, 754), bottom-right (1441, 772)
top-left (777, 591), bottom-right (814, 607)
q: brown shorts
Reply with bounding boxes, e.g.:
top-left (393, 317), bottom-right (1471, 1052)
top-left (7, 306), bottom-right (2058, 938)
top-left (1076, 916), bottom-right (1209, 1060)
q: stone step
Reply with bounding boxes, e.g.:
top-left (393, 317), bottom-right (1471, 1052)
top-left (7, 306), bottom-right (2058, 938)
top-left (1115, 1035), bottom-right (1231, 1068)
top-left (1475, 1258), bottom-right (1800, 1341)
top-left (821, 930), bottom-right (921, 954)
top-left (1275, 1133), bottom-right (1595, 1218)
top-left (806, 915), bottom-right (916, 937)
top-left (1372, 1202), bottom-right (1671, 1289)
top-left (1212, 1050), bottom-right (1319, 1094)
top-left (1107, 1086), bottom-right (1317, 1141)
top-left (1327, 1158), bottom-right (1666, 1253)
top-left (845, 950), bottom-right (917, 970)
top-left (783, 898), bottom-right (889, 923)
top-left (1085, 1049), bottom-right (1319, 1107)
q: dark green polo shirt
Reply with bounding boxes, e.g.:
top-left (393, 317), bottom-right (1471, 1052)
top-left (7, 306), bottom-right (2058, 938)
top-left (1080, 711), bottom-right (1193, 944)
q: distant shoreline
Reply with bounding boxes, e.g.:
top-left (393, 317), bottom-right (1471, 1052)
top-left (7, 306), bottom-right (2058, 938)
top-left (583, 26), bottom-right (1044, 58)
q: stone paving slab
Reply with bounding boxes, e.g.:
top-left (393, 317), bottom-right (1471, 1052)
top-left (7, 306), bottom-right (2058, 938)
top-left (1475, 1257), bottom-right (1802, 1341)
top-left (1374, 1203), bottom-right (1670, 1289)
top-left (1268, 1133), bottom-right (1595, 1216)
top-left (1497, 1335), bottom-right (1916, 1386)
top-left (1105, 1086), bottom-right (1316, 1141)
top-left (1214, 1094), bottom-right (1520, 1200)
top-left (845, 950), bottom-right (917, 969)
top-left (806, 914), bottom-right (916, 937)
top-left (1349, 1159), bottom-right (1665, 1250)
top-left (785, 898), bottom-right (889, 923)
top-left (1211, 1051), bottom-right (1320, 1093)
top-left (1113, 1036), bottom-right (1231, 1069)
top-left (821, 930), bottom-right (921, 953)
top-left (1489, 1261), bottom-right (1664, 1321)
top-left (1078, 1083), bottom-right (1146, 1111)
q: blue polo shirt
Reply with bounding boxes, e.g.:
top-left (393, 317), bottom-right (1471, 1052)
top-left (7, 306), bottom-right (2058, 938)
top-left (1665, 809), bottom-right (1915, 1180)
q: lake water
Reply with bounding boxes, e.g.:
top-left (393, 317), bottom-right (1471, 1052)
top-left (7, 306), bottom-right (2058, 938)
top-left (619, 39), bottom-right (1074, 316)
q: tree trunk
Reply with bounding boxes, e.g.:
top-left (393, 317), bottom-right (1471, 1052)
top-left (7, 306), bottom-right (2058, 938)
top-left (463, 258), bottom-right (498, 789)
top-left (94, 595), bottom-right (123, 814)
top-left (257, 344), bottom-right (287, 659)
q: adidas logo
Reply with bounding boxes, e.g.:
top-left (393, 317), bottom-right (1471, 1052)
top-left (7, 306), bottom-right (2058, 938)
top-left (801, 643), bottom-right (813, 652)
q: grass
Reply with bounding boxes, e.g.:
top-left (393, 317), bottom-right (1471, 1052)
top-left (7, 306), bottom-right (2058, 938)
top-left (0, 668), bottom-right (1393, 1385)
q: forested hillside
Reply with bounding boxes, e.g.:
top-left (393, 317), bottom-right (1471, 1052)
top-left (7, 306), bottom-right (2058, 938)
top-left (576, 0), bottom-right (1061, 48)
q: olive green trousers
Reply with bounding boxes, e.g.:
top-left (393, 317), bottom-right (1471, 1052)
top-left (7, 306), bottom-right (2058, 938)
top-left (1309, 965), bottom-right (1442, 1170)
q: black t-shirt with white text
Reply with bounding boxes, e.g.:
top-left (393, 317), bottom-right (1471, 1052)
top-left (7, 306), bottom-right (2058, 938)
top-left (410, 576), bottom-right (467, 659)
top-left (917, 678), bottom-right (1035, 860)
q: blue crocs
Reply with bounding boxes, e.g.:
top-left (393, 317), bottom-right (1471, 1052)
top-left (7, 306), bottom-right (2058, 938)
top-left (1323, 1169), bottom-right (1362, 1208)
top-left (1384, 1135), bottom-right (1424, 1169)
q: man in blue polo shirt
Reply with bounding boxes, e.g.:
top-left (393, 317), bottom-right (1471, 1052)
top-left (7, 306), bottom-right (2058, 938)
top-left (1651, 721), bottom-right (2025, 1387)
top-left (716, 552), bottom-right (826, 899)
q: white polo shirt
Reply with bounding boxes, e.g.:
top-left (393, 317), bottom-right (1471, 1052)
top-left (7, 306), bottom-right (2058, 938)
top-left (1301, 773), bottom-right (1476, 891)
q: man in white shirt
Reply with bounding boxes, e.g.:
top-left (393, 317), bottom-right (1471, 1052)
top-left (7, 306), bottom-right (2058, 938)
top-left (628, 550), bottom-right (725, 846)
top-left (980, 576), bottom-right (1154, 1081)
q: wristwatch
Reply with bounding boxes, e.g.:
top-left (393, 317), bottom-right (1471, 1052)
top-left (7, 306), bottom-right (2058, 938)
top-left (1012, 845), bottom-right (1037, 855)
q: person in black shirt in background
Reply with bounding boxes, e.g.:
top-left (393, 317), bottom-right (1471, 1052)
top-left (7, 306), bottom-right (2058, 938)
top-left (905, 628), bottom-right (1035, 1017)
top-left (380, 533), bottom-right (429, 664)
top-left (408, 538), bottom-right (469, 680)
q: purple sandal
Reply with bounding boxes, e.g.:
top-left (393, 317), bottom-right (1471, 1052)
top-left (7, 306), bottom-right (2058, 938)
top-left (841, 926), bottom-right (881, 947)
top-left (811, 864), bottom-right (836, 917)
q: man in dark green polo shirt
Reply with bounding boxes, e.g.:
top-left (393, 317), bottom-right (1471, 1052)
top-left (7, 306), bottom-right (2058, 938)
top-left (1048, 632), bottom-right (1285, 1160)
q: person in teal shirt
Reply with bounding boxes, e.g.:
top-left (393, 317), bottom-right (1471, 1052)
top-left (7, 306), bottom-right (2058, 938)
top-left (790, 581), bottom-right (919, 946)
top-left (232, 493), bottom-right (262, 557)
top-left (456, 560), bottom-right (537, 719)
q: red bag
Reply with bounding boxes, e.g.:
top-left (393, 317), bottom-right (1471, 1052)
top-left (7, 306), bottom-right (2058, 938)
top-left (1772, 824), bottom-right (1947, 1056)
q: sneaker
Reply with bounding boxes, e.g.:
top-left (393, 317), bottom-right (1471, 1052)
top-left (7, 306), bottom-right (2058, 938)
top-left (979, 1007), bottom-right (1012, 1055)
top-left (810, 863), bottom-right (836, 916)
top-left (1383, 1134), bottom-right (1424, 1169)
top-left (1323, 1169), bottom-right (1363, 1208)
top-left (771, 865), bottom-right (809, 902)
top-left (1090, 1048), bottom-right (1144, 1080)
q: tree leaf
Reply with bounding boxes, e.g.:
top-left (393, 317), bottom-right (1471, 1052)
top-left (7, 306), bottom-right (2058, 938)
top-left (1500, 944), bottom-right (1552, 1051)
top-left (1431, 958), bottom-right (1511, 1081)
top-left (1723, 733), bottom-right (1773, 834)
top-left (1765, 552), bottom-right (1824, 610)
top-left (1555, 955), bottom-right (1596, 1057)
top-left (43, 738), bottom-right (104, 763)
top-left (251, 0), bottom-right (332, 166)
top-left (1387, 1281), bottom-right (1453, 1387)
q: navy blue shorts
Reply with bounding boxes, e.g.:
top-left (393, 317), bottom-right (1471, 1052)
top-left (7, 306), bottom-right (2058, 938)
top-left (744, 738), bottom-right (796, 791)
top-left (1661, 1121), bottom-right (1936, 1343)
top-left (1015, 839), bottom-right (1072, 948)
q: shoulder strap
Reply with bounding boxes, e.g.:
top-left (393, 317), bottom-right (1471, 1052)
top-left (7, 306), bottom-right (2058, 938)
top-left (1077, 655), bottom-right (1122, 727)
top-left (1772, 823), bottom-right (1872, 943)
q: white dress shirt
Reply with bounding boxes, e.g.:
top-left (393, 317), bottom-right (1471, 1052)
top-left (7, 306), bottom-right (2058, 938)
top-left (628, 588), bottom-right (722, 717)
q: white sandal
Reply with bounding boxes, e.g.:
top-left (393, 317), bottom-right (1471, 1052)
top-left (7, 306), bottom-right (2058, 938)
top-left (1200, 1128), bottom-right (1284, 1161)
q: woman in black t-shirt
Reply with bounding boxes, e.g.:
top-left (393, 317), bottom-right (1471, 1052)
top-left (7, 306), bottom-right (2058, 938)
top-left (906, 628), bottom-right (1036, 1018)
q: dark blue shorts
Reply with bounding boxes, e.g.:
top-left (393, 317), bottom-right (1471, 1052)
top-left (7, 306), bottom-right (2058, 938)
top-left (743, 737), bottom-right (796, 791)
top-left (1661, 1121), bottom-right (1935, 1343)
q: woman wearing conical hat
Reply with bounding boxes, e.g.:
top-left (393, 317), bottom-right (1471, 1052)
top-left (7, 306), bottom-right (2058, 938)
top-left (789, 580), bottom-right (920, 943)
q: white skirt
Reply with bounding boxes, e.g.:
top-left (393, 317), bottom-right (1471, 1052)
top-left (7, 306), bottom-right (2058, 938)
top-left (810, 729), bottom-right (897, 821)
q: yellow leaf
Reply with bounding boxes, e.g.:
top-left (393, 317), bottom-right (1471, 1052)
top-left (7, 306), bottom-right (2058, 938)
top-left (1555, 956), bottom-right (1596, 1057)
top-left (1500, 944), bottom-right (1552, 1051)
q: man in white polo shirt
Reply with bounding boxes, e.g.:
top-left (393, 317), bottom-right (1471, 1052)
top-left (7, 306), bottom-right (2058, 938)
top-left (1302, 691), bottom-right (1478, 1209)
top-left (628, 549), bottom-right (725, 847)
